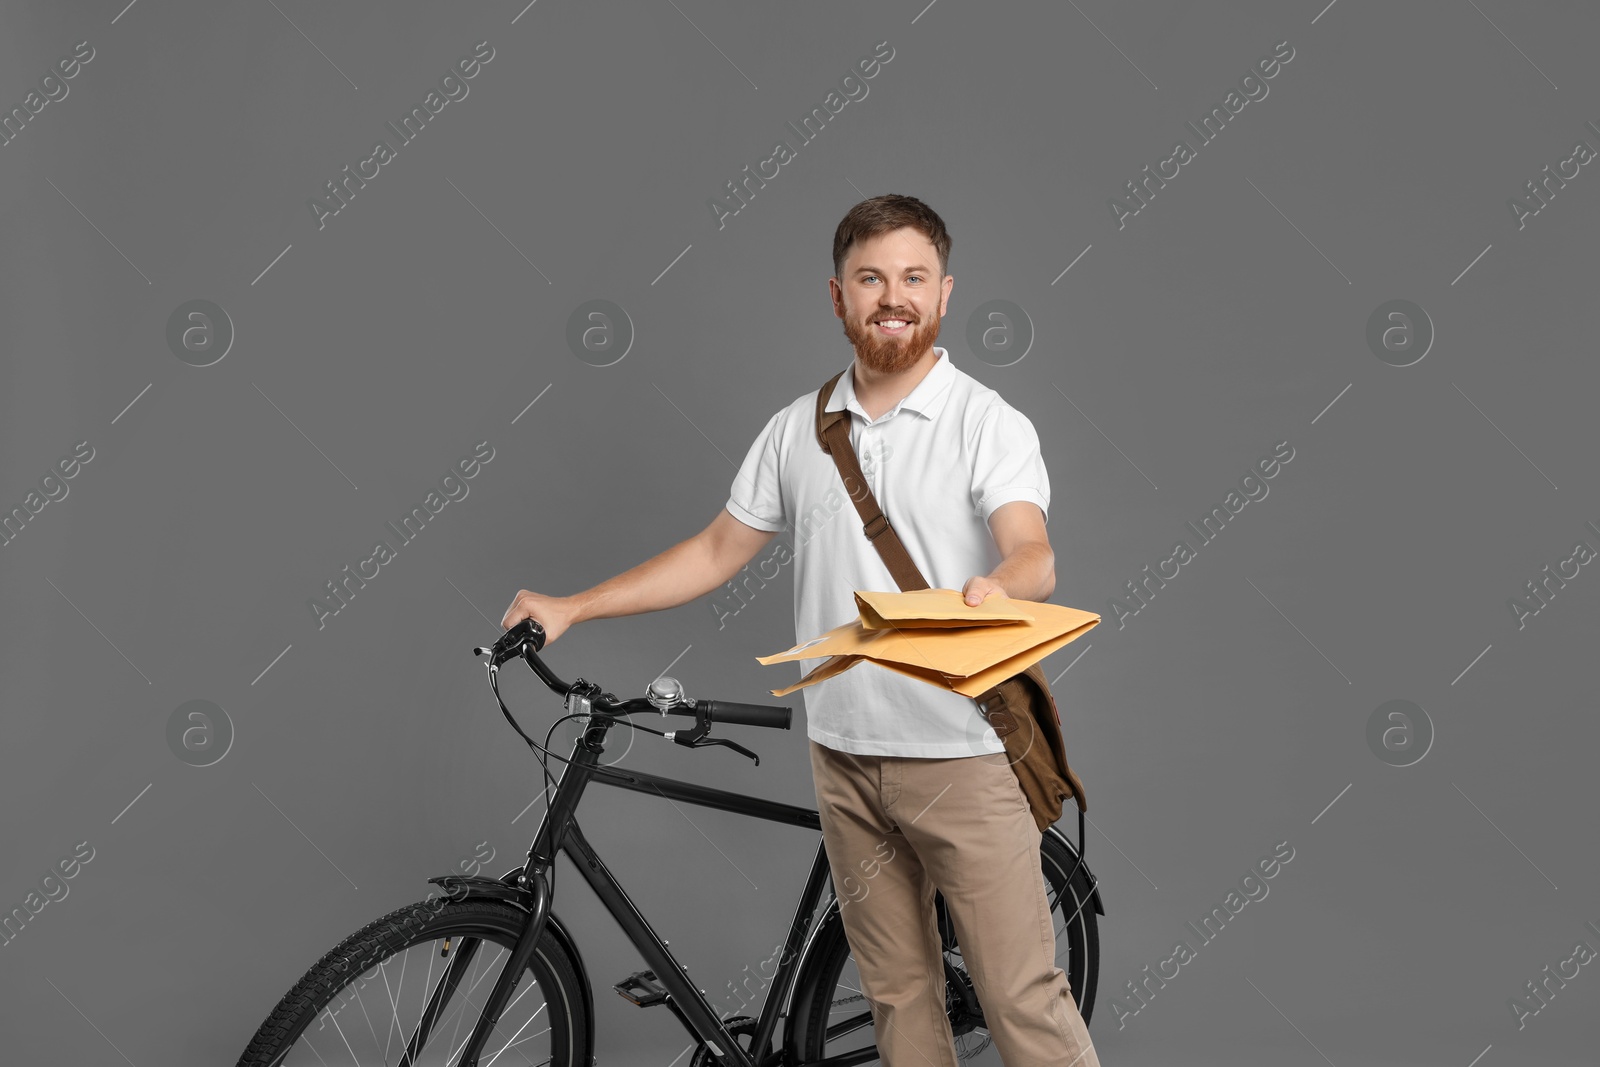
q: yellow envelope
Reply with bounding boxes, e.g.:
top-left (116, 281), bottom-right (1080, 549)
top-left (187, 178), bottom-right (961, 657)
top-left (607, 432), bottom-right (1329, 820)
top-left (855, 587), bottom-right (1034, 629)
top-left (758, 588), bottom-right (1100, 698)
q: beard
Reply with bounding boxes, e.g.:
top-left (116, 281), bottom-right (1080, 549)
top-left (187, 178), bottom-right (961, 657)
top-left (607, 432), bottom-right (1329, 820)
top-left (842, 306), bottom-right (942, 374)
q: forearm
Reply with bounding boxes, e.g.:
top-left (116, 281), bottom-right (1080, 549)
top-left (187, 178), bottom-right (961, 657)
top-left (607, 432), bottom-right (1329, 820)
top-left (987, 542), bottom-right (1055, 603)
top-left (568, 535), bottom-right (726, 624)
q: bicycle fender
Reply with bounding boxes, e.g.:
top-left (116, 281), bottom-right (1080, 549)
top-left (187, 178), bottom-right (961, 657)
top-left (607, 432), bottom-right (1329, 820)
top-left (1044, 824), bottom-right (1106, 917)
top-left (426, 871), bottom-right (597, 1062)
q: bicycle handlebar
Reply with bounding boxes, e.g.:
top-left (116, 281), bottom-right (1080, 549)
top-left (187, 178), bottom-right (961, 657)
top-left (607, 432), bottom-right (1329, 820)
top-left (475, 618), bottom-right (793, 731)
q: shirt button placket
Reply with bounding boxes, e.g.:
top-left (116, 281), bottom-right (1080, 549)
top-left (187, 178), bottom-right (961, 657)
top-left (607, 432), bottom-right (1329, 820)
top-left (856, 426), bottom-right (872, 493)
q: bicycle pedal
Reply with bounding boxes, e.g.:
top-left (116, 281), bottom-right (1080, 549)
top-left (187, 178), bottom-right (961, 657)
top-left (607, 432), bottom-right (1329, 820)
top-left (613, 969), bottom-right (670, 1007)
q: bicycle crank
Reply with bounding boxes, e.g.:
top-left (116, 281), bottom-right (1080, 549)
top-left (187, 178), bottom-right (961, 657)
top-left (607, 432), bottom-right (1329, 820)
top-left (689, 1015), bottom-right (758, 1067)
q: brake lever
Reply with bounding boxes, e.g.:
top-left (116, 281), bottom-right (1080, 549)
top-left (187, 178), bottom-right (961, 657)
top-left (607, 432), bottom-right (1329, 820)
top-left (675, 734), bottom-right (761, 765)
top-left (666, 704), bottom-right (762, 765)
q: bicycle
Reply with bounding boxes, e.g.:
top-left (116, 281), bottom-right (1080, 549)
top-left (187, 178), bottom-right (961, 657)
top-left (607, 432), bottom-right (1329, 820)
top-left (237, 617), bottom-right (1105, 1067)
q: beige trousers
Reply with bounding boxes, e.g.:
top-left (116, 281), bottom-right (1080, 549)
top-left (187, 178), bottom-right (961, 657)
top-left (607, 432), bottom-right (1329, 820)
top-left (809, 740), bottom-right (1101, 1067)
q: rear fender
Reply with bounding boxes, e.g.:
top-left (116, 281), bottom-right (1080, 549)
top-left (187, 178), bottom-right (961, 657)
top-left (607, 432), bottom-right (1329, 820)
top-left (1044, 824), bottom-right (1106, 916)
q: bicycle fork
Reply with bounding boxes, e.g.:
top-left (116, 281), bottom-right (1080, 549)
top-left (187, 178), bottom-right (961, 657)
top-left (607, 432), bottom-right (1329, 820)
top-left (448, 717), bottom-right (589, 1067)
top-left (446, 869), bottom-right (555, 1067)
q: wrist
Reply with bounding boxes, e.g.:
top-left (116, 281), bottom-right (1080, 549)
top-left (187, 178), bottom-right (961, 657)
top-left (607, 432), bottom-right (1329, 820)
top-left (563, 593), bottom-right (592, 626)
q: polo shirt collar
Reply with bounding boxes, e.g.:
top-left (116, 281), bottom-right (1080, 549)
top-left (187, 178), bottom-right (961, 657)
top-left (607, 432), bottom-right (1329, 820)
top-left (827, 346), bottom-right (956, 422)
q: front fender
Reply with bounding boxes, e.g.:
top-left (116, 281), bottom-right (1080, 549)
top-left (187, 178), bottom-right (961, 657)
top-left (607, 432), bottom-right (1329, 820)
top-left (427, 869), bottom-right (596, 1063)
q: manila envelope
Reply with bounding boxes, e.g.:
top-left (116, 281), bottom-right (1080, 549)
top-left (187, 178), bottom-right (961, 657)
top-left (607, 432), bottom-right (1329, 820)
top-left (854, 587), bottom-right (1036, 629)
top-left (758, 588), bottom-right (1100, 699)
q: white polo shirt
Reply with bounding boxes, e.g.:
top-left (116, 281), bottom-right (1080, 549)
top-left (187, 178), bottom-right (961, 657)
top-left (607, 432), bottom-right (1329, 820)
top-left (725, 346), bottom-right (1052, 758)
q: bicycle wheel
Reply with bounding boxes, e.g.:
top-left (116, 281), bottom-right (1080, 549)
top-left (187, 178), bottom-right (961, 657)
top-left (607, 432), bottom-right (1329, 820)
top-left (237, 897), bottom-right (589, 1067)
top-left (786, 830), bottom-right (1099, 1064)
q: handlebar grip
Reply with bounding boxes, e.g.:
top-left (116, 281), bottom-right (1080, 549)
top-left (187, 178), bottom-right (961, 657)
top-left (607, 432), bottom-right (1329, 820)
top-left (701, 700), bottom-right (792, 730)
top-left (485, 618), bottom-right (546, 667)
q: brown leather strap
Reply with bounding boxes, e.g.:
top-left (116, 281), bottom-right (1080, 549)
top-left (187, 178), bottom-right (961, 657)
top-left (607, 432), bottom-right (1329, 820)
top-left (814, 367), bottom-right (929, 593)
top-left (814, 368), bottom-right (850, 455)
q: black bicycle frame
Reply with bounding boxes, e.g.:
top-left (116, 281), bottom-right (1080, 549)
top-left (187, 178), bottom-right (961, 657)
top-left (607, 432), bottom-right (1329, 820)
top-left (450, 710), bottom-right (862, 1067)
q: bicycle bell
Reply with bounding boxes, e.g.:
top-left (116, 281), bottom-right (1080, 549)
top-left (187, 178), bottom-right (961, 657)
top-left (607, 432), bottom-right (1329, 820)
top-left (647, 676), bottom-right (685, 713)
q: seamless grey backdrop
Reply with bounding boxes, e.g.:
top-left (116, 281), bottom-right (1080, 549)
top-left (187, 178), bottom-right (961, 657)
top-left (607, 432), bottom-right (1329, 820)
top-left (2, 1), bottom-right (1597, 1064)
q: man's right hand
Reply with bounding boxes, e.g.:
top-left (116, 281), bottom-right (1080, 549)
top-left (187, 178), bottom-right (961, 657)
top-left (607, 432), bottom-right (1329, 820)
top-left (501, 590), bottom-right (578, 645)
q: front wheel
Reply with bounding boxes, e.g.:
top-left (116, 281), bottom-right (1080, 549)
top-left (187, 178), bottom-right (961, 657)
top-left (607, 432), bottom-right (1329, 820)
top-left (236, 897), bottom-right (589, 1067)
top-left (786, 829), bottom-right (1100, 1064)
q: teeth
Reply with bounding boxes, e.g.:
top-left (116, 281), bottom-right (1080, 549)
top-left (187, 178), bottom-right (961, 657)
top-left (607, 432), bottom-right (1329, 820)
top-left (878, 320), bottom-right (907, 328)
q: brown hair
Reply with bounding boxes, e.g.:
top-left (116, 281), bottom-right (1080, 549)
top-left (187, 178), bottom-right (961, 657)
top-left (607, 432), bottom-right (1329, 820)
top-left (832, 194), bottom-right (953, 280)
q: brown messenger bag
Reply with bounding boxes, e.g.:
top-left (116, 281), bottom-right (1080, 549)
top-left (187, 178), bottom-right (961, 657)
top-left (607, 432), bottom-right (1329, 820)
top-left (813, 368), bottom-right (1088, 834)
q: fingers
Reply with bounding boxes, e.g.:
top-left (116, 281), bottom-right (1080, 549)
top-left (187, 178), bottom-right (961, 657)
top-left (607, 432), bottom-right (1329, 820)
top-left (501, 590), bottom-right (533, 631)
top-left (963, 576), bottom-right (1007, 605)
top-left (501, 591), bottom-right (562, 642)
top-left (500, 590), bottom-right (569, 645)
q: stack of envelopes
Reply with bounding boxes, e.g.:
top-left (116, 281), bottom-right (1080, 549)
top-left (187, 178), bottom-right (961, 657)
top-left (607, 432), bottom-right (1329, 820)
top-left (758, 588), bottom-right (1100, 698)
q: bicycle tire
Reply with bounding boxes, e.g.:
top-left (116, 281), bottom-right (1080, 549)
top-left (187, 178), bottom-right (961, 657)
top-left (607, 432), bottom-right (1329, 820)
top-left (785, 831), bottom-right (1099, 1064)
top-left (236, 897), bottom-right (589, 1067)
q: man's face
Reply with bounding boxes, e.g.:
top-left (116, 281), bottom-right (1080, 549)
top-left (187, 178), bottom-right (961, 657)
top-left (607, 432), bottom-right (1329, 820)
top-left (830, 226), bottom-right (954, 374)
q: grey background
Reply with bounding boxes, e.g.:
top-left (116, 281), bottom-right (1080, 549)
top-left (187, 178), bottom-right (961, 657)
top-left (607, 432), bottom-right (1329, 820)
top-left (2, 1), bottom-right (1597, 1064)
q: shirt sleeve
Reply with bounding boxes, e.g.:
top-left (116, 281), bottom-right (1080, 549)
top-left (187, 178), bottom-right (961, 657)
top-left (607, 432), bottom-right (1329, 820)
top-left (969, 401), bottom-right (1050, 524)
top-left (726, 410), bottom-right (788, 532)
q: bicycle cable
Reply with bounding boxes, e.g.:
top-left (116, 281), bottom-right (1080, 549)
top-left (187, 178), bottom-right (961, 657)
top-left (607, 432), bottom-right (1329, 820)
top-left (490, 662), bottom-right (667, 905)
top-left (487, 660), bottom-right (676, 810)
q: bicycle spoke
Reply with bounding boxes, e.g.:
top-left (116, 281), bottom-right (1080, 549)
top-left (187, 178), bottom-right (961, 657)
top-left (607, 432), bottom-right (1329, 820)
top-left (455, 952), bottom-right (548, 1066)
top-left (382, 946), bottom-right (411, 1059)
top-left (445, 943), bottom-right (506, 1058)
top-left (482, 1002), bottom-right (547, 1066)
top-left (293, 1022), bottom-right (334, 1067)
top-left (465, 945), bottom-right (510, 1002)
top-left (402, 938), bottom-right (483, 1067)
top-left (819, 957), bottom-right (875, 1051)
top-left (824, 1010), bottom-right (874, 1042)
top-left (476, 981), bottom-right (544, 1066)
top-left (323, 1004), bottom-right (361, 1066)
top-left (398, 943), bottom-right (442, 1065)
top-left (506, 1029), bottom-right (552, 1052)
top-left (350, 982), bottom-right (383, 1057)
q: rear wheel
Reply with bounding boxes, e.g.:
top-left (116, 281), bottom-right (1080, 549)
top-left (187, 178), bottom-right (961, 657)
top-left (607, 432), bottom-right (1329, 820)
top-left (786, 830), bottom-right (1099, 1064)
top-left (236, 897), bottom-right (589, 1067)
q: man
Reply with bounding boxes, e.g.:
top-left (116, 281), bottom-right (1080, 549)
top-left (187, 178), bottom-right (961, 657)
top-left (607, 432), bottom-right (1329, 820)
top-left (501, 194), bottom-right (1099, 1067)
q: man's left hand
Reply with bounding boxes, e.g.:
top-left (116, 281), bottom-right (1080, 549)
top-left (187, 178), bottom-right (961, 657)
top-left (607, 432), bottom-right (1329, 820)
top-left (961, 577), bottom-right (1008, 606)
